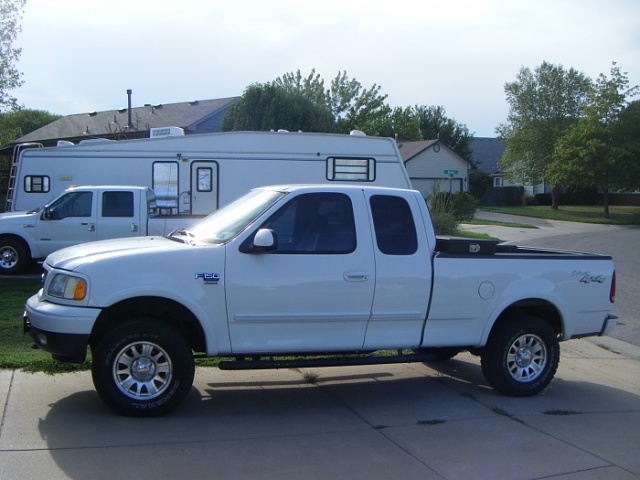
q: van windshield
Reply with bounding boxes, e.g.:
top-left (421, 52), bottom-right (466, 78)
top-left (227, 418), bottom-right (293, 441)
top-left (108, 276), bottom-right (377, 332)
top-left (184, 188), bottom-right (286, 244)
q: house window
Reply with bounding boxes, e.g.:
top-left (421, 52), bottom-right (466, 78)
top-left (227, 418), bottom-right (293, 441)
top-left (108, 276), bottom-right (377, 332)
top-left (327, 157), bottom-right (375, 182)
top-left (493, 177), bottom-right (503, 188)
top-left (24, 175), bottom-right (50, 193)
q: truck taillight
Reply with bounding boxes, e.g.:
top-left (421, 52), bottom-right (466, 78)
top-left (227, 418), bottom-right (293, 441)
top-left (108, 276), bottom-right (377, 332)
top-left (610, 271), bottom-right (616, 303)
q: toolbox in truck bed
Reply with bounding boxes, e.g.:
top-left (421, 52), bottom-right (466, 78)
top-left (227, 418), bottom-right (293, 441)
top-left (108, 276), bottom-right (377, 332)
top-left (435, 236), bottom-right (499, 254)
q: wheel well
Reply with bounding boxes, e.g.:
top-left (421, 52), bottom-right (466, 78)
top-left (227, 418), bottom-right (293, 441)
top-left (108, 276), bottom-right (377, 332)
top-left (90, 297), bottom-right (206, 353)
top-left (492, 299), bottom-right (563, 338)
top-left (0, 234), bottom-right (32, 258)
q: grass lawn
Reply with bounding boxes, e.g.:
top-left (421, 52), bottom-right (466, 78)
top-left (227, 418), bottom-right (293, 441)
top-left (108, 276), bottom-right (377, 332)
top-left (0, 278), bottom-right (91, 373)
top-left (481, 205), bottom-right (640, 225)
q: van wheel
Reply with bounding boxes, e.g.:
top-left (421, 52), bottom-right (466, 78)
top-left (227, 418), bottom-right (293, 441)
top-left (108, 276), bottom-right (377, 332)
top-left (0, 238), bottom-right (30, 275)
top-left (481, 316), bottom-right (559, 397)
top-left (91, 319), bottom-right (195, 417)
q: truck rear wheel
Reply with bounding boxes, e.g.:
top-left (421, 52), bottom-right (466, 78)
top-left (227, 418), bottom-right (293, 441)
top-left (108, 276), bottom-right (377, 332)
top-left (481, 316), bottom-right (559, 397)
top-left (0, 238), bottom-right (30, 275)
top-left (91, 319), bottom-right (195, 417)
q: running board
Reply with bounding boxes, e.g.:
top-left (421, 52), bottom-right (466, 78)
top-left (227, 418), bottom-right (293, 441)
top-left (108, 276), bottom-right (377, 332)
top-left (217, 351), bottom-right (442, 370)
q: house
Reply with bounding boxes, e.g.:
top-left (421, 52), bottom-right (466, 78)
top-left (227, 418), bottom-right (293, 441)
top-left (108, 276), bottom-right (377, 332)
top-left (470, 137), bottom-right (507, 187)
top-left (397, 139), bottom-right (471, 198)
top-left (11, 96), bottom-right (240, 147)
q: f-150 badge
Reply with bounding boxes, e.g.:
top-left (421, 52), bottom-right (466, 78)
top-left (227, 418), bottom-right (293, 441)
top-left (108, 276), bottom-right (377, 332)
top-left (195, 273), bottom-right (220, 284)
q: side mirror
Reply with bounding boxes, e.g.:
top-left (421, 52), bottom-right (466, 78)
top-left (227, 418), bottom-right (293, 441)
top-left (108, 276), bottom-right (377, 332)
top-left (42, 206), bottom-right (52, 220)
top-left (240, 228), bottom-right (278, 253)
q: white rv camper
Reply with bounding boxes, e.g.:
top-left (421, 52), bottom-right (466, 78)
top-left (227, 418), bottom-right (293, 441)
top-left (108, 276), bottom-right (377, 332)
top-left (5, 129), bottom-right (412, 214)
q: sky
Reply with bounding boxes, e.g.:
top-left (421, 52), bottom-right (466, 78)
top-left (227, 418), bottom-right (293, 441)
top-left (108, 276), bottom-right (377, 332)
top-left (12, 0), bottom-right (640, 137)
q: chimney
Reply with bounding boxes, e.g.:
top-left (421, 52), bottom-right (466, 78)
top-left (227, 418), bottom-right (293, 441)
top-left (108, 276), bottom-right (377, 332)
top-left (127, 89), bottom-right (133, 129)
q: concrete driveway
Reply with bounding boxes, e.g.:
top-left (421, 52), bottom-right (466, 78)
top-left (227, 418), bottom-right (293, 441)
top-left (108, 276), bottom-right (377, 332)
top-left (1, 337), bottom-right (639, 479)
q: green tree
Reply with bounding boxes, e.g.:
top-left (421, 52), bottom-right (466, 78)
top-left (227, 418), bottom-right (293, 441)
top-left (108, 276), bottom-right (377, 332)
top-left (413, 105), bottom-right (473, 161)
top-left (220, 83), bottom-right (335, 133)
top-left (273, 69), bottom-right (329, 109)
top-left (0, 108), bottom-right (61, 144)
top-left (549, 64), bottom-right (640, 218)
top-left (0, 0), bottom-right (26, 112)
top-left (497, 61), bottom-right (592, 209)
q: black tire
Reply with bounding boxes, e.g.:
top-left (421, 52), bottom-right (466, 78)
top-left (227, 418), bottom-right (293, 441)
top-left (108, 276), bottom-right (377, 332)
top-left (0, 237), bottom-right (30, 275)
top-left (481, 316), bottom-right (559, 397)
top-left (91, 319), bottom-right (195, 417)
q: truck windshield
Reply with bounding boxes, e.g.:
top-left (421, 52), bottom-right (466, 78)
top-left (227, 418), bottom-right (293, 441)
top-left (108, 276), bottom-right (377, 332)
top-left (186, 188), bottom-right (286, 244)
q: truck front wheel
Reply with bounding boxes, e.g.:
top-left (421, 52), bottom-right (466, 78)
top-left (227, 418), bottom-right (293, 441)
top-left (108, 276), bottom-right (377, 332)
top-left (0, 237), bottom-right (30, 275)
top-left (481, 316), bottom-right (559, 397)
top-left (91, 319), bottom-right (195, 417)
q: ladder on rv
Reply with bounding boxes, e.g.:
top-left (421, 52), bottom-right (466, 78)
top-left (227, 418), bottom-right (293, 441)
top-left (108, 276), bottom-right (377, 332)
top-left (4, 143), bottom-right (43, 211)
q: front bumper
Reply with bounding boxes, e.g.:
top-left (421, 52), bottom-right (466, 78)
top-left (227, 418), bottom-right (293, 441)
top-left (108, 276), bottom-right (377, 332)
top-left (24, 293), bottom-right (101, 363)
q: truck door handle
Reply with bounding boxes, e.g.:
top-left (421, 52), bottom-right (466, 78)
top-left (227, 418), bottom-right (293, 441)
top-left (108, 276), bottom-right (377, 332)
top-left (344, 271), bottom-right (369, 282)
top-left (81, 223), bottom-right (95, 232)
top-left (131, 223), bottom-right (139, 232)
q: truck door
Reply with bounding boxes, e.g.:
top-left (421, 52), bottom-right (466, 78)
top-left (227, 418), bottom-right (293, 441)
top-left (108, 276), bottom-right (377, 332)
top-left (96, 189), bottom-right (142, 240)
top-left (225, 190), bottom-right (376, 353)
top-left (191, 161), bottom-right (218, 215)
top-left (36, 190), bottom-right (97, 258)
top-left (361, 192), bottom-right (433, 349)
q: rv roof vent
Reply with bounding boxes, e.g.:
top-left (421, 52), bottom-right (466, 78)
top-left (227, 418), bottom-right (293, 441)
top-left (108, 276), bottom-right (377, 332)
top-left (350, 130), bottom-right (366, 136)
top-left (78, 138), bottom-right (113, 145)
top-left (57, 140), bottom-right (75, 147)
top-left (150, 126), bottom-right (185, 138)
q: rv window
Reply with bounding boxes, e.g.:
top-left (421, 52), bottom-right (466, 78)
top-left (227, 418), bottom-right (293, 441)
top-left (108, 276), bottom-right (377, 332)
top-left (196, 167), bottom-right (213, 192)
top-left (24, 175), bottom-right (50, 193)
top-left (327, 157), bottom-right (375, 182)
top-left (102, 191), bottom-right (134, 217)
top-left (153, 162), bottom-right (179, 212)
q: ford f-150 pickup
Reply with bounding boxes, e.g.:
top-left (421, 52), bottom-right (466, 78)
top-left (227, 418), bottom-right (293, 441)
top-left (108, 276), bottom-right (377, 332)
top-left (24, 185), bottom-right (617, 416)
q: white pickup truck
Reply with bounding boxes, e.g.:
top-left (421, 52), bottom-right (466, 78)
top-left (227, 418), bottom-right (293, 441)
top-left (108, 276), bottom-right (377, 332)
top-left (24, 185), bottom-right (617, 417)
top-left (0, 185), bottom-right (194, 274)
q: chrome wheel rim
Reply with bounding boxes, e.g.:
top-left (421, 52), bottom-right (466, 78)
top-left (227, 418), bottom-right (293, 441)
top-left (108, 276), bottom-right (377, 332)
top-left (112, 341), bottom-right (173, 400)
top-left (0, 246), bottom-right (18, 269)
top-left (506, 333), bottom-right (547, 382)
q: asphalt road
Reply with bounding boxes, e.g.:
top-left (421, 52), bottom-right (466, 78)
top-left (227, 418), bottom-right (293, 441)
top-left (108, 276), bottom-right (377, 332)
top-left (469, 212), bottom-right (640, 347)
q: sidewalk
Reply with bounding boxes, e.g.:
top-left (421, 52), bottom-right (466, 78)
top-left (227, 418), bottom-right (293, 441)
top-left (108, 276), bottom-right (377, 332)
top-left (459, 210), bottom-right (616, 244)
top-left (1, 337), bottom-right (639, 479)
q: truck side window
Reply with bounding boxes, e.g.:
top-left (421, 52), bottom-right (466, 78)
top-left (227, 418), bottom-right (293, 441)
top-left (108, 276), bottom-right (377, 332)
top-left (102, 191), bottom-right (134, 217)
top-left (261, 193), bottom-right (356, 254)
top-left (46, 192), bottom-right (93, 220)
top-left (370, 195), bottom-right (418, 255)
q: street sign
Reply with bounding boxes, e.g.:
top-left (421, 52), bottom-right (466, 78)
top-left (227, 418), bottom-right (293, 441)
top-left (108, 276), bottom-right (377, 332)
top-left (443, 169), bottom-right (458, 175)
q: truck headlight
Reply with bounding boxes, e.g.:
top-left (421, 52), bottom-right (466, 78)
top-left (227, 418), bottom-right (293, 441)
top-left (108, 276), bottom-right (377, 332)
top-left (48, 274), bottom-right (87, 300)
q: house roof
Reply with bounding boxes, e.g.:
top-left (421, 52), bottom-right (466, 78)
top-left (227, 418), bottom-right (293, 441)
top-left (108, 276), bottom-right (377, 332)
top-left (470, 137), bottom-right (505, 175)
top-left (396, 139), bottom-right (439, 162)
top-left (397, 139), bottom-right (473, 169)
top-left (13, 97), bottom-right (240, 145)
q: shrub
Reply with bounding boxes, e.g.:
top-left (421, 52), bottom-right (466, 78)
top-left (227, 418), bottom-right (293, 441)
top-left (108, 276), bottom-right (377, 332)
top-left (451, 192), bottom-right (478, 221)
top-left (425, 180), bottom-right (477, 235)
